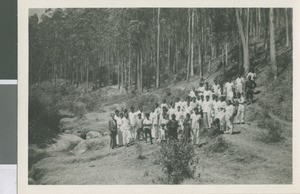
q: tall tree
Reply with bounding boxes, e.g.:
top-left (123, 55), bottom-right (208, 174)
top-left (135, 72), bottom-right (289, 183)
top-left (269, 8), bottom-right (277, 79)
top-left (156, 8), bottom-right (161, 88)
top-left (236, 8), bottom-right (250, 75)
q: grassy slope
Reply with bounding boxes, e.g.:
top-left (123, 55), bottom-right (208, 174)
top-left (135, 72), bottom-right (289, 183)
top-left (30, 27), bottom-right (292, 184)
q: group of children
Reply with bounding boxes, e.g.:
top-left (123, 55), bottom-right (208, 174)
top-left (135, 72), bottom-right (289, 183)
top-left (109, 73), bottom-right (256, 148)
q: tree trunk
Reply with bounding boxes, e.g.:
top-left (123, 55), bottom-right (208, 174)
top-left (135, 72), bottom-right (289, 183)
top-left (285, 8), bottom-right (290, 48)
top-left (236, 8), bottom-right (250, 75)
top-left (156, 8), bottom-right (160, 89)
top-left (270, 8), bottom-right (277, 79)
top-left (128, 47), bottom-right (131, 86)
top-left (186, 8), bottom-right (191, 82)
top-left (225, 42), bottom-right (228, 67)
top-left (191, 8), bottom-right (195, 76)
top-left (140, 51), bottom-right (143, 93)
top-left (198, 44), bottom-right (202, 77)
top-left (168, 38), bottom-right (171, 72)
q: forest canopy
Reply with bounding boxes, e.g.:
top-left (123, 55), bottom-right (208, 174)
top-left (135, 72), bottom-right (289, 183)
top-left (29, 8), bottom-right (292, 91)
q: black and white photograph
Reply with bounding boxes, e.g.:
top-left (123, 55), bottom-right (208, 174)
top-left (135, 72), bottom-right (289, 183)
top-left (27, 7), bottom-right (293, 186)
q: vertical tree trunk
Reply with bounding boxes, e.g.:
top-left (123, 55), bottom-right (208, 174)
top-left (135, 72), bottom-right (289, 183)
top-left (225, 42), bottom-right (228, 67)
top-left (191, 8), bottom-right (195, 76)
top-left (186, 8), bottom-right (191, 82)
top-left (198, 44), bottom-right (202, 77)
top-left (168, 38), bottom-right (171, 72)
top-left (118, 60), bottom-right (120, 90)
top-left (128, 47), bottom-right (131, 87)
top-left (140, 51), bottom-right (143, 93)
top-left (156, 8), bottom-right (160, 89)
top-left (236, 8), bottom-right (250, 75)
top-left (270, 8), bottom-right (277, 79)
top-left (285, 8), bottom-right (290, 48)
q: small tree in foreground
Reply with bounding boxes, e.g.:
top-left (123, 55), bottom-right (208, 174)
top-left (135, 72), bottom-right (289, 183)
top-left (157, 139), bottom-right (196, 184)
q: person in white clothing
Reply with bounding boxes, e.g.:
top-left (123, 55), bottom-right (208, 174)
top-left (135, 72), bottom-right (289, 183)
top-left (235, 75), bottom-right (244, 94)
top-left (121, 113), bottom-right (131, 146)
top-left (190, 97), bottom-right (198, 110)
top-left (212, 80), bottom-right (221, 97)
top-left (181, 96), bottom-right (189, 112)
top-left (136, 106), bottom-right (145, 120)
top-left (143, 113), bottom-right (153, 144)
top-left (159, 112), bottom-right (169, 142)
top-left (202, 95), bottom-right (213, 129)
top-left (247, 69), bottom-right (256, 81)
top-left (149, 107), bottom-right (158, 138)
top-left (175, 105), bottom-right (183, 132)
top-left (128, 107), bottom-right (137, 141)
top-left (189, 87), bottom-right (196, 98)
top-left (116, 112), bottom-right (124, 146)
top-left (203, 86), bottom-right (212, 99)
top-left (235, 92), bottom-right (245, 124)
top-left (215, 97), bottom-right (226, 132)
top-left (191, 108), bottom-right (201, 145)
top-left (225, 100), bottom-right (235, 134)
top-left (225, 79), bottom-right (234, 101)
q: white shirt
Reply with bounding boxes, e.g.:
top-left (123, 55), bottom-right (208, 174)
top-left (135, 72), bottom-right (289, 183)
top-left (226, 105), bottom-right (235, 117)
top-left (190, 101), bottom-right (198, 110)
top-left (115, 116), bottom-right (123, 128)
top-left (202, 100), bottom-right (212, 113)
top-left (189, 90), bottom-right (196, 98)
top-left (212, 84), bottom-right (220, 93)
top-left (174, 110), bottom-right (183, 122)
top-left (121, 117), bottom-right (131, 131)
top-left (143, 118), bottom-right (152, 128)
top-left (181, 101), bottom-right (188, 111)
top-left (150, 111), bottom-right (157, 124)
top-left (236, 77), bottom-right (244, 86)
top-left (197, 86), bottom-right (205, 93)
top-left (247, 72), bottom-right (256, 80)
top-left (191, 113), bottom-right (201, 129)
top-left (225, 82), bottom-right (234, 93)
top-left (135, 110), bottom-right (145, 120)
top-left (128, 111), bottom-right (136, 125)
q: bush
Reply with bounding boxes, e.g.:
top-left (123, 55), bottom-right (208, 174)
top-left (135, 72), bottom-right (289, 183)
top-left (157, 139), bottom-right (196, 184)
top-left (205, 136), bottom-right (229, 153)
top-left (257, 118), bottom-right (283, 143)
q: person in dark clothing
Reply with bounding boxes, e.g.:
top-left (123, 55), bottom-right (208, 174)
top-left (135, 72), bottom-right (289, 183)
top-left (183, 113), bottom-right (192, 143)
top-left (166, 114), bottom-right (179, 140)
top-left (108, 113), bottom-right (118, 149)
top-left (245, 76), bottom-right (257, 104)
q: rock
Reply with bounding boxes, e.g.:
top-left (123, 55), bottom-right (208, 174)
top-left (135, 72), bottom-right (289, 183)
top-left (46, 134), bottom-right (83, 152)
top-left (86, 131), bottom-right (101, 140)
top-left (70, 139), bottom-right (104, 155)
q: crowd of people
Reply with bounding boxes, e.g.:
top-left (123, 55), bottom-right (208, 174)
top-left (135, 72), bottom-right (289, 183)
top-left (108, 71), bottom-right (257, 149)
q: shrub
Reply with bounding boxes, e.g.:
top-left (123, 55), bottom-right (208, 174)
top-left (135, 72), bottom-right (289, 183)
top-left (157, 139), bottom-right (196, 184)
top-left (29, 92), bottom-right (61, 146)
top-left (205, 136), bottom-right (229, 153)
top-left (257, 118), bottom-right (283, 143)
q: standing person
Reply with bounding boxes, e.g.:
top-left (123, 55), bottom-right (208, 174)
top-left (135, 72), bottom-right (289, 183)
top-left (117, 112), bottom-right (124, 146)
top-left (155, 103), bottom-right (162, 139)
top-left (235, 92), bottom-right (245, 124)
top-left (247, 69), bottom-right (256, 81)
top-left (211, 94), bottom-right (219, 123)
top-left (235, 75), bottom-right (244, 94)
top-left (167, 114), bottom-right (179, 141)
top-left (159, 112), bottom-right (169, 142)
top-left (128, 106), bottom-right (137, 142)
top-left (150, 107), bottom-right (158, 139)
top-left (175, 105), bottom-right (183, 132)
top-left (245, 76), bottom-right (257, 104)
top-left (191, 108), bottom-right (201, 145)
top-left (108, 113), bottom-right (118, 149)
top-left (121, 113), bottom-right (131, 146)
top-left (197, 82), bottom-right (206, 96)
top-left (183, 113), bottom-right (192, 143)
top-left (190, 97), bottom-right (198, 110)
top-left (136, 106), bottom-right (145, 139)
top-left (203, 85), bottom-right (212, 99)
top-left (181, 96), bottom-right (188, 112)
top-left (143, 113), bottom-right (153, 144)
top-left (225, 78), bottom-right (234, 101)
top-left (202, 95), bottom-right (213, 129)
top-left (136, 113), bottom-right (143, 141)
top-left (225, 100), bottom-right (235, 134)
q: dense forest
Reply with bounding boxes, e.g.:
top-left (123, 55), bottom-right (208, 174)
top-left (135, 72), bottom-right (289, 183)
top-left (29, 8), bottom-right (292, 91)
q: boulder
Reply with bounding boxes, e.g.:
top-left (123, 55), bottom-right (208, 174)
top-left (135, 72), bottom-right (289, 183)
top-left (46, 134), bottom-right (83, 152)
top-left (86, 131), bottom-right (101, 140)
top-left (70, 139), bottom-right (104, 155)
